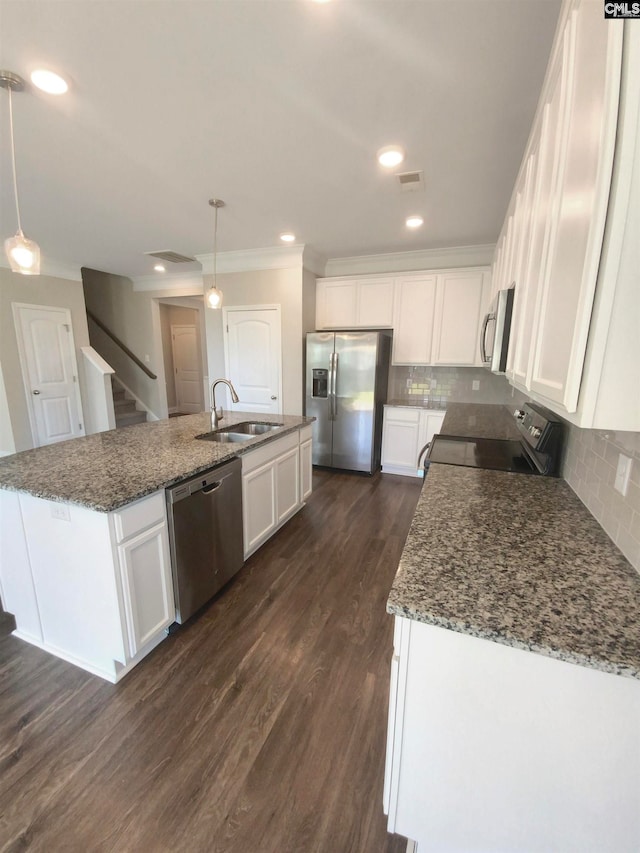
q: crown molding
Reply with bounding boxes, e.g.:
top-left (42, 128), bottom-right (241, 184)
top-left (132, 271), bottom-right (205, 293)
top-left (0, 256), bottom-right (83, 282)
top-left (195, 244), bottom-right (307, 274)
top-left (323, 244), bottom-right (495, 277)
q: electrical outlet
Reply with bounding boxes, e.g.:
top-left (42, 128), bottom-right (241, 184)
top-left (472, 380), bottom-right (480, 391)
top-left (51, 503), bottom-right (70, 522)
top-left (614, 454), bottom-right (632, 496)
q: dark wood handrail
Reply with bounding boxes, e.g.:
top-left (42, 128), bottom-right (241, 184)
top-left (86, 309), bottom-right (157, 380)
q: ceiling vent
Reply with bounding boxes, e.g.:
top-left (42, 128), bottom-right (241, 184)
top-left (396, 170), bottom-right (425, 193)
top-left (144, 250), bottom-right (196, 264)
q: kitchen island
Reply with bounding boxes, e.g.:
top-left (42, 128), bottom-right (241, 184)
top-left (0, 412), bottom-right (313, 681)
top-left (384, 403), bottom-right (640, 852)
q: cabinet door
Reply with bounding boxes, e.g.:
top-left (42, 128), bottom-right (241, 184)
top-left (357, 278), bottom-right (394, 327)
top-left (275, 446), bottom-right (300, 524)
top-left (316, 280), bottom-right (357, 329)
top-left (418, 411), bottom-right (445, 458)
top-left (242, 460), bottom-right (277, 556)
top-left (432, 272), bottom-right (487, 365)
top-left (507, 149), bottom-right (539, 385)
top-left (529, 5), bottom-right (621, 412)
top-left (381, 408), bottom-right (421, 475)
top-left (300, 438), bottom-right (313, 501)
top-left (118, 522), bottom-right (174, 658)
top-left (392, 275), bottom-right (437, 365)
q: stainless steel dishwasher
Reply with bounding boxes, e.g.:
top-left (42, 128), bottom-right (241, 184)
top-left (166, 457), bottom-right (244, 624)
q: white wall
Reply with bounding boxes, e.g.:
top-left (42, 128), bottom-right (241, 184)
top-left (82, 268), bottom-right (166, 418)
top-left (0, 267), bottom-right (91, 452)
top-left (160, 303), bottom-right (205, 412)
top-left (0, 362), bottom-right (16, 456)
top-left (205, 267), bottom-right (305, 414)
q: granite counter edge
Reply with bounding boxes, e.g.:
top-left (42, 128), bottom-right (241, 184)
top-left (0, 419), bottom-right (312, 513)
top-left (386, 600), bottom-right (640, 681)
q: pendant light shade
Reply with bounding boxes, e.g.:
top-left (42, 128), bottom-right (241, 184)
top-left (205, 285), bottom-right (223, 309)
top-left (5, 231), bottom-right (40, 274)
top-left (205, 198), bottom-right (225, 310)
top-left (1, 71), bottom-right (41, 276)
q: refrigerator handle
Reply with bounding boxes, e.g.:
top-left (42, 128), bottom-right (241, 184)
top-left (329, 352), bottom-right (336, 420)
top-left (332, 352), bottom-right (339, 420)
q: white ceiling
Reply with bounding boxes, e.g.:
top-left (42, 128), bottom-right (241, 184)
top-left (0, 0), bottom-right (561, 279)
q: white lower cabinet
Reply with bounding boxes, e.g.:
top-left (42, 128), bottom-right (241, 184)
top-left (300, 436), bottom-right (313, 501)
top-left (116, 521), bottom-right (174, 658)
top-left (242, 427), bottom-right (312, 559)
top-left (0, 488), bottom-right (175, 682)
top-left (381, 407), bottom-right (445, 477)
top-left (385, 617), bottom-right (640, 852)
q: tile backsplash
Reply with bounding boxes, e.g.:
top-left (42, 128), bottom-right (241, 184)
top-left (388, 365), bottom-right (527, 407)
top-left (562, 426), bottom-right (640, 572)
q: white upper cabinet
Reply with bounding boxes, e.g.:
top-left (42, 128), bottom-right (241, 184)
top-left (498, 0), bottom-right (639, 429)
top-left (316, 277), bottom-right (394, 329)
top-left (432, 270), bottom-right (489, 366)
top-left (529, 4), bottom-right (621, 411)
top-left (392, 275), bottom-right (437, 365)
top-left (318, 267), bottom-right (489, 367)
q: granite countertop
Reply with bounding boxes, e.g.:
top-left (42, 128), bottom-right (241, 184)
top-left (387, 463), bottom-right (640, 680)
top-left (0, 412), bottom-right (313, 513)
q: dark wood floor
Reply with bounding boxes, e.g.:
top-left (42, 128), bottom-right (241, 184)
top-left (0, 469), bottom-right (422, 853)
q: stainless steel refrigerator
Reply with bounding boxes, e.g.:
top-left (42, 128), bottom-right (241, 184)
top-left (305, 331), bottom-right (391, 474)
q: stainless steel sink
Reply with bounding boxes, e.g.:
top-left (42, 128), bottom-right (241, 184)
top-left (196, 421), bottom-right (284, 443)
top-left (231, 421), bottom-right (284, 435)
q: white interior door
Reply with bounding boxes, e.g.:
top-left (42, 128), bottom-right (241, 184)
top-left (223, 307), bottom-right (282, 415)
top-left (171, 325), bottom-right (203, 414)
top-left (13, 304), bottom-right (84, 447)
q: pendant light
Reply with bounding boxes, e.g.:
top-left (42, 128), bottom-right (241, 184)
top-left (1, 71), bottom-right (41, 275)
top-left (205, 198), bottom-right (225, 309)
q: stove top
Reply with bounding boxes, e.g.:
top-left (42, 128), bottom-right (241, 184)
top-left (427, 435), bottom-right (538, 474)
top-left (426, 403), bottom-right (564, 476)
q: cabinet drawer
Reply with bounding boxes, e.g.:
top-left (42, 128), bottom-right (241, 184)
top-left (384, 407), bottom-right (420, 424)
top-left (299, 424), bottom-right (313, 444)
top-left (241, 431), bottom-right (299, 474)
top-left (113, 491), bottom-right (165, 544)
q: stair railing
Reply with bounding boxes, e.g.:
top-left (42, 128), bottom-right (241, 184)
top-left (86, 309), bottom-right (157, 380)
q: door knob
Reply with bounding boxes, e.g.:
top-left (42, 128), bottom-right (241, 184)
top-left (271, 395), bottom-right (277, 400)
top-left (32, 390), bottom-right (41, 395)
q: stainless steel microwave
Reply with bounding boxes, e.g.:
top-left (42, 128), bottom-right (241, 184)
top-left (480, 286), bottom-right (514, 373)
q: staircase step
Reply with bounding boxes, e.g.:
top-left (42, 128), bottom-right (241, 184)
top-left (114, 398), bottom-right (137, 413)
top-left (115, 410), bottom-right (147, 427)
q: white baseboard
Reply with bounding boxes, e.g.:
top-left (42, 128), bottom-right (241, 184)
top-left (13, 625), bottom-right (169, 683)
top-left (381, 464), bottom-right (422, 478)
top-left (13, 630), bottom-right (118, 682)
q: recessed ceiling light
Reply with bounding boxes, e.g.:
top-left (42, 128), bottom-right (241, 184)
top-left (406, 215), bottom-right (424, 229)
top-left (154, 264), bottom-right (166, 272)
top-left (377, 145), bottom-right (405, 168)
top-left (30, 69), bottom-right (69, 95)
top-left (280, 232), bottom-right (296, 243)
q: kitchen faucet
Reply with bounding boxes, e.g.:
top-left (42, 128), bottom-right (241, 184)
top-left (210, 379), bottom-right (240, 429)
